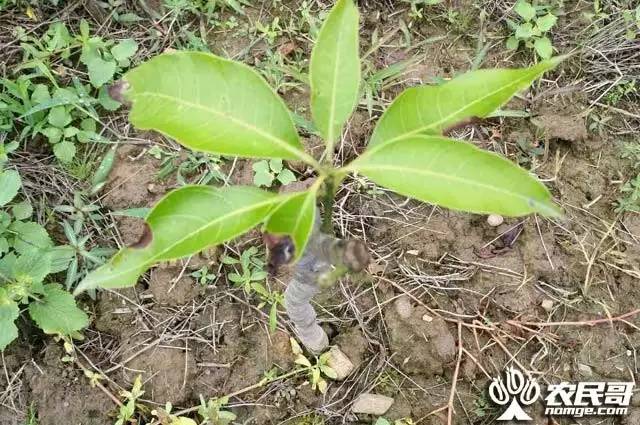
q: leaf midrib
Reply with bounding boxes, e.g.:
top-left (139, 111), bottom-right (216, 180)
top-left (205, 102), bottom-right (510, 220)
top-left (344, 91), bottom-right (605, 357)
top-left (325, 12), bottom-right (345, 143)
top-left (371, 66), bottom-right (545, 147)
top-left (87, 195), bottom-right (279, 287)
top-left (134, 92), bottom-right (308, 162)
top-left (355, 163), bottom-right (540, 206)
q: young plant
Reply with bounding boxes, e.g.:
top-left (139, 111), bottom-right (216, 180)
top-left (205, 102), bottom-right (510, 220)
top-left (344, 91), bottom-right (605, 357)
top-left (253, 159), bottom-right (297, 187)
top-left (506, 0), bottom-right (557, 59)
top-left (115, 375), bottom-right (146, 425)
top-left (291, 337), bottom-right (337, 394)
top-left (222, 246), bottom-right (267, 294)
top-left (197, 396), bottom-right (237, 425)
top-left (222, 247), bottom-right (283, 331)
top-left (75, 0), bottom-right (562, 353)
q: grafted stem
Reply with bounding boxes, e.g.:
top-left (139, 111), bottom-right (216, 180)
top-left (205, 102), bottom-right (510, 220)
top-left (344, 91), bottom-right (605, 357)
top-left (284, 210), bottom-right (369, 353)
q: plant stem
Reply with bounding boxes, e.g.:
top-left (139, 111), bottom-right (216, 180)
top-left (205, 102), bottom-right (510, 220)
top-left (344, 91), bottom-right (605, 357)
top-left (321, 175), bottom-right (336, 234)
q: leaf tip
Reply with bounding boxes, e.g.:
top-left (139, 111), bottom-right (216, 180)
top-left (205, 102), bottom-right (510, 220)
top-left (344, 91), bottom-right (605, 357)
top-left (531, 198), bottom-right (564, 218)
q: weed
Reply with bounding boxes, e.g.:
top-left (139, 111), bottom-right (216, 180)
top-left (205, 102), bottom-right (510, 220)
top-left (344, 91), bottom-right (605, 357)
top-left (473, 392), bottom-right (491, 418)
top-left (115, 375), bottom-right (146, 425)
top-left (190, 265), bottom-right (217, 286)
top-left (588, 112), bottom-right (612, 136)
top-left (622, 5), bottom-right (640, 40)
top-left (197, 396), bottom-right (236, 425)
top-left (252, 159), bottom-right (296, 187)
top-left (222, 246), bottom-right (267, 293)
top-left (222, 247), bottom-right (283, 331)
top-left (0, 161), bottom-right (86, 350)
top-left (604, 80), bottom-right (637, 105)
top-left (1, 20), bottom-right (136, 162)
top-left (506, 0), bottom-right (558, 59)
top-left (621, 142), bottom-right (640, 169)
top-left (256, 17), bottom-right (283, 44)
top-left (149, 146), bottom-right (226, 184)
top-left (616, 175), bottom-right (640, 213)
top-left (290, 338), bottom-right (337, 394)
top-left (24, 403), bottom-right (38, 425)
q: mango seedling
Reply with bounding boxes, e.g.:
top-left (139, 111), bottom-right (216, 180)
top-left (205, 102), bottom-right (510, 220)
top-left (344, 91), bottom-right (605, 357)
top-left (75, 0), bottom-right (563, 353)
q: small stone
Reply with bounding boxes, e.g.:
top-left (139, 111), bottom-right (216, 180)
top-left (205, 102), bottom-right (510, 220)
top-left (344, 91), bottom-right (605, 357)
top-left (541, 299), bottom-right (554, 312)
top-left (325, 346), bottom-right (355, 381)
top-left (422, 314), bottom-right (433, 322)
top-left (578, 363), bottom-right (593, 377)
top-left (394, 295), bottom-right (413, 319)
top-left (487, 214), bottom-right (504, 227)
top-left (352, 393), bottom-right (394, 415)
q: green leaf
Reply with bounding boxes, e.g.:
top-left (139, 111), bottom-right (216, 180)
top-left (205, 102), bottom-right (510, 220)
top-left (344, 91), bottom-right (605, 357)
top-left (269, 159), bottom-right (283, 173)
top-left (12, 201), bottom-right (33, 220)
top-left (111, 39), bottom-right (138, 62)
top-left (42, 127), bottom-right (62, 144)
top-left (28, 284), bottom-right (88, 335)
top-left (264, 189), bottom-right (317, 261)
top-left (88, 58), bottom-right (117, 88)
top-left (98, 85), bottom-right (121, 111)
top-left (514, 0), bottom-right (536, 21)
top-left (515, 22), bottom-right (534, 39)
top-left (253, 161), bottom-right (274, 187)
top-left (10, 221), bottom-right (53, 254)
top-left (320, 365), bottom-right (338, 379)
top-left (53, 140), bottom-right (76, 163)
top-left (368, 58), bottom-right (563, 147)
top-left (31, 84), bottom-right (51, 104)
top-left (47, 106), bottom-right (72, 128)
top-left (534, 36), bottom-right (553, 59)
top-left (350, 135), bottom-right (561, 217)
top-left (110, 207), bottom-right (151, 219)
top-left (0, 169), bottom-right (21, 207)
top-left (310, 0), bottom-right (360, 144)
top-left (295, 354), bottom-right (312, 367)
top-left (14, 251), bottom-right (52, 284)
top-left (49, 245), bottom-right (75, 273)
top-left (0, 288), bottom-right (19, 351)
top-left (276, 168), bottom-right (296, 185)
top-left (75, 186), bottom-right (281, 294)
top-left (506, 36), bottom-right (520, 50)
top-left (123, 52), bottom-right (311, 163)
top-left (64, 126), bottom-right (79, 138)
top-left (536, 13), bottom-right (557, 32)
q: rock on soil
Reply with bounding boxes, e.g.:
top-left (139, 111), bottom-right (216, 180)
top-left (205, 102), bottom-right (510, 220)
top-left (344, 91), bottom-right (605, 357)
top-left (324, 346), bottom-right (355, 380)
top-left (385, 302), bottom-right (456, 376)
top-left (332, 326), bottom-right (368, 369)
top-left (352, 393), bottom-right (394, 415)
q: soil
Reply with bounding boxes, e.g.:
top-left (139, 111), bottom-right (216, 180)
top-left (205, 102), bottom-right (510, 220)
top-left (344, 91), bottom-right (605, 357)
top-left (2, 1), bottom-right (639, 425)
